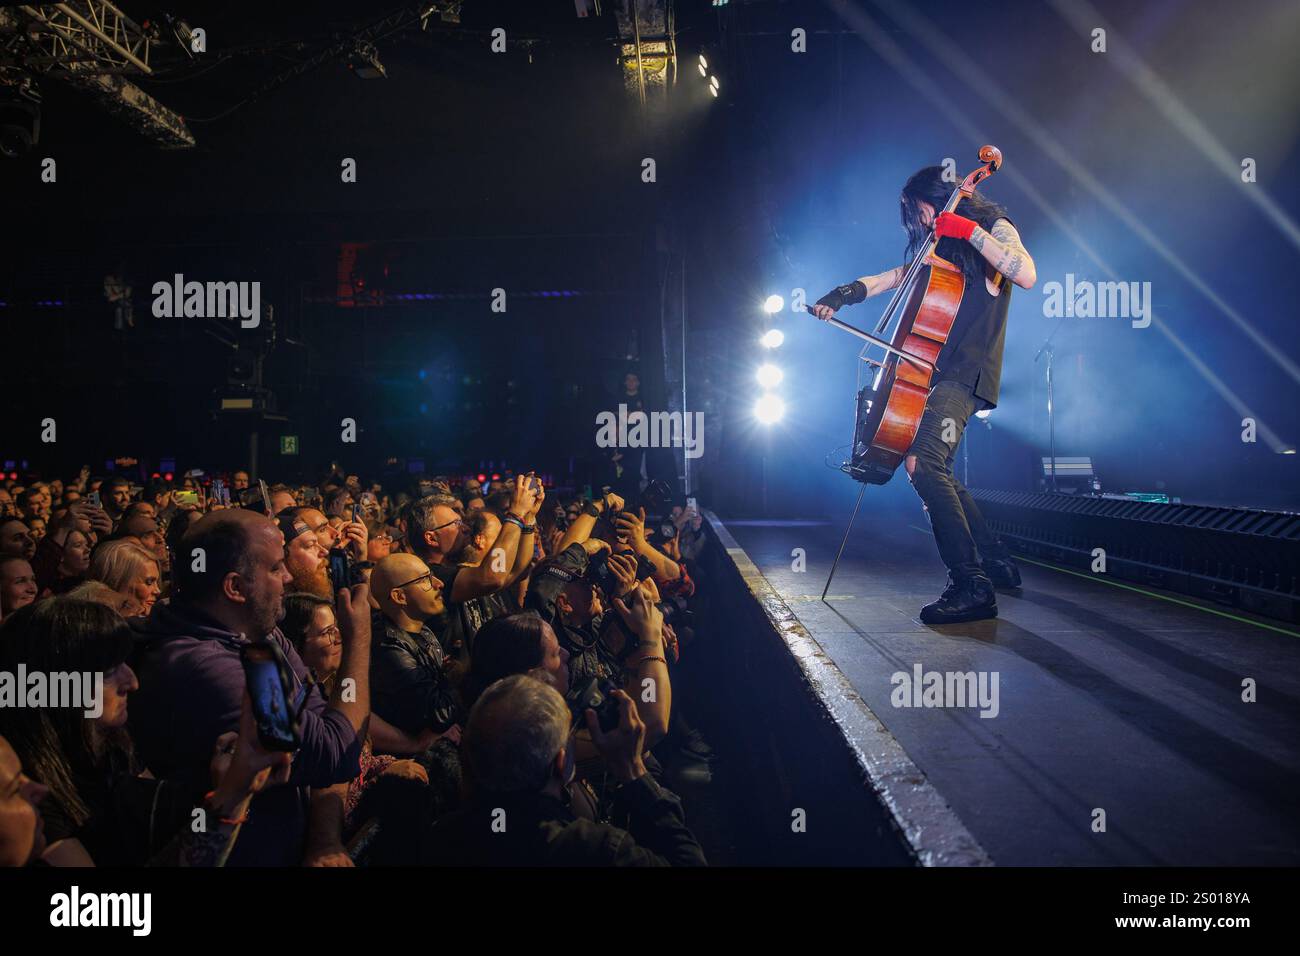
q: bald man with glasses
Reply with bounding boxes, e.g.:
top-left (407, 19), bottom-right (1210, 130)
top-left (368, 553), bottom-right (462, 744)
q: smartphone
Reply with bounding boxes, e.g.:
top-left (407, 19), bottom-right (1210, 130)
top-left (258, 478), bottom-right (271, 516)
top-left (351, 502), bottom-right (360, 524)
top-left (173, 489), bottom-right (200, 507)
top-left (212, 478), bottom-right (226, 507)
top-left (686, 496), bottom-right (698, 516)
top-left (87, 490), bottom-right (101, 509)
top-left (240, 641), bottom-right (301, 752)
top-left (328, 548), bottom-right (353, 593)
top-left (528, 474), bottom-right (542, 494)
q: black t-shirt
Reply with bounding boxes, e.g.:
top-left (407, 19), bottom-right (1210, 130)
top-left (932, 218), bottom-right (1015, 408)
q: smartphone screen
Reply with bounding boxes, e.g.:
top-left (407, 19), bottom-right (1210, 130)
top-left (88, 490), bottom-right (101, 509)
top-left (240, 643), bottom-right (299, 751)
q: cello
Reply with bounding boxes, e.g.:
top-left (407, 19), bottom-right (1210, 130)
top-left (806, 146), bottom-right (1003, 598)
top-left (807, 145), bottom-right (1003, 484)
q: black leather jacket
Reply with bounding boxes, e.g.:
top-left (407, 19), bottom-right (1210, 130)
top-left (369, 613), bottom-right (461, 735)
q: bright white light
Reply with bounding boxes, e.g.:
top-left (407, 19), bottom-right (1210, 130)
top-left (698, 54), bottom-right (708, 70)
top-left (709, 75), bottom-right (719, 90)
top-left (756, 364), bottom-right (784, 388)
top-left (975, 409), bottom-right (992, 420)
top-left (761, 329), bottom-right (785, 349)
top-left (698, 62), bottom-right (707, 77)
top-left (708, 84), bottom-right (718, 98)
top-left (754, 394), bottom-right (785, 424)
top-left (763, 294), bottom-right (784, 313)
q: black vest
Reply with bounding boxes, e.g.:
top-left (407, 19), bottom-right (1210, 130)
top-left (934, 233), bottom-right (1014, 408)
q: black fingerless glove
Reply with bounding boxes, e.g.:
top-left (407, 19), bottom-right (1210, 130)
top-left (815, 280), bottom-right (868, 311)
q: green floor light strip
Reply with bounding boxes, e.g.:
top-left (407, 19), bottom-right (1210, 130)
top-left (1014, 555), bottom-right (1300, 639)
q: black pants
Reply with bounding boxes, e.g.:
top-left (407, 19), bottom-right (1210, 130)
top-left (906, 379), bottom-right (1006, 581)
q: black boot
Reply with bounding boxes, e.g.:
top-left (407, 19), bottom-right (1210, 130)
top-left (982, 556), bottom-right (1022, 589)
top-left (920, 573), bottom-right (997, 625)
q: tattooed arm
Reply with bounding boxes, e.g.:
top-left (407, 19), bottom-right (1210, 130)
top-left (854, 265), bottom-right (908, 298)
top-left (968, 218), bottom-right (1037, 289)
top-left (810, 264), bottom-right (908, 321)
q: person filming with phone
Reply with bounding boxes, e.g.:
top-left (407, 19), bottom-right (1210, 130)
top-left (128, 508), bottom-right (374, 866)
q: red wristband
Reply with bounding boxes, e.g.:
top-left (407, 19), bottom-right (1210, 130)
top-left (934, 211), bottom-right (977, 242)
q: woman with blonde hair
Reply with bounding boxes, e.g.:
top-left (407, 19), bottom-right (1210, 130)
top-left (88, 539), bottom-right (161, 616)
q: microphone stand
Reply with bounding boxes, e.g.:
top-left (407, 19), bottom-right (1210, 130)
top-left (1033, 314), bottom-right (1068, 493)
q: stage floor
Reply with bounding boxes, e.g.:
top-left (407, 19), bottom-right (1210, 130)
top-left (720, 514), bottom-right (1300, 865)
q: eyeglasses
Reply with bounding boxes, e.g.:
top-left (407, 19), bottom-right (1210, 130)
top-left (311, 625), bottom-right (343, 646)
top-left (395, 571), bottom-right (438, 591)
top-left (428, 518), bottom-right (467, 533)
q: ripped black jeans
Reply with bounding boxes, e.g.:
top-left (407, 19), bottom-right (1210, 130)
top-left (906, 379), bottom-right (1007, 582)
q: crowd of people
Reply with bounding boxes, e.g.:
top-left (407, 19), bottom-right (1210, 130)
top-left (0, 464), bottom-right (711, 867)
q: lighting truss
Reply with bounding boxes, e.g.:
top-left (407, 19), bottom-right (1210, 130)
top-left (0, 2), bottom-right (194, 147)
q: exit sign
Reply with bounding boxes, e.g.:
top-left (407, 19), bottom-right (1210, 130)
top-left (280, 435), bottom-right (299, 455)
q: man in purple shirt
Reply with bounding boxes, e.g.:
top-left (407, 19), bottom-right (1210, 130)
top-left (130, 509), bottom-right (371, 866)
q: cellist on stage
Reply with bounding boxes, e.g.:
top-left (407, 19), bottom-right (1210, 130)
top-left (811, 165), bottom-right (1037, 625)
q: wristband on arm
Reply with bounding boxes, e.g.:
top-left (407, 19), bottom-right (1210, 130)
top-left (814, 280), bottom-right (868, 312)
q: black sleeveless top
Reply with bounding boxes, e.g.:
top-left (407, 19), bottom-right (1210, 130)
top-left (933, 218), bottom-right (1014, 408)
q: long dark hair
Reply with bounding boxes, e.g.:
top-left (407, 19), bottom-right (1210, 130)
top-left (0, 597), bottom-right (135, 827)
top-left (462, 612), bottom-right (548, 711)
top-left (901, 165), bottom-right (1007, 285)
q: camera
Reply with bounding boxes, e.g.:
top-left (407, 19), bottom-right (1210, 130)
top-left (585, 547), bottom-right (655, 594)
top-left (658, 593), bottom-right (693, 630)
top-left (641, 478), bottom-right (672, 511)
top-left (565, 676), bottom-right (622, 733)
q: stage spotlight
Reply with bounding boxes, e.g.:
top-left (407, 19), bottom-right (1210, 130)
top-left (763, 294), bottom-right (784, 313)
top-left (756, 364), bottom-right (784, 388)
top-left (754, 394), bottom-right (785, 425)
top-left (346, 42), bottom-right (387, 79)
top-left (975, 409), bottom-right (992, 420)
top-left (698, 62), bottom-right (707, 77)
top-left (709, 76), bottom-right (720, 96)
top-left (698, 54), bottom-right (708, 70)
top-left (761, 329), bottom-right (785, 349)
